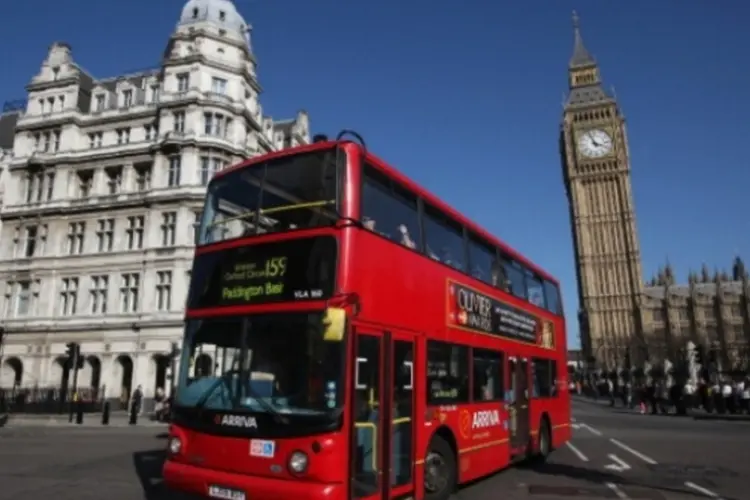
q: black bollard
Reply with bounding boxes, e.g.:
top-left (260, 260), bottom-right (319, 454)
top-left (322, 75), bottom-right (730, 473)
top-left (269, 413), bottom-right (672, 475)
top-left (76, 402), bottom-right (84, 424)
top-left (102, 401), bottom-right (110, 425)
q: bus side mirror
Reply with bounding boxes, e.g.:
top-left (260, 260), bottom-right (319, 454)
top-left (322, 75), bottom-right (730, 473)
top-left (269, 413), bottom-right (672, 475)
top-left (322, 307), bottom-right (346, 342)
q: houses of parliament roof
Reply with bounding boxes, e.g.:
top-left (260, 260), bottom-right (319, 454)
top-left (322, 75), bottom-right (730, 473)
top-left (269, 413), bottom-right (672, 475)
top-left (642, 257), bottom-right (749, 301)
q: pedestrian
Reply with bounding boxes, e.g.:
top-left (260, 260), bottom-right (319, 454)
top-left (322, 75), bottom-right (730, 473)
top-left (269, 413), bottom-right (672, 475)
top-left (129, 385), bottom-right (143, 425)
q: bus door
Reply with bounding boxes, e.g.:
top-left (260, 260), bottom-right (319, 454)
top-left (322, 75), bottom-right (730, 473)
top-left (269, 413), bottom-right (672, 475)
top-left (351, 328), bottom-right (416, 500)
top-left (507, 356), bottom-right (531, 454)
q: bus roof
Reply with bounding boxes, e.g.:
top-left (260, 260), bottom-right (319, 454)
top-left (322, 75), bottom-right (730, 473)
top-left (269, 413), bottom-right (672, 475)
top-left (213, 140), bottom-right (559, 285)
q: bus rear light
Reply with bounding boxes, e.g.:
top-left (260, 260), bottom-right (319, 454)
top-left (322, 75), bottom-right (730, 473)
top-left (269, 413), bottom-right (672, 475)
top-left (287, 450), bottom-right (309, 474)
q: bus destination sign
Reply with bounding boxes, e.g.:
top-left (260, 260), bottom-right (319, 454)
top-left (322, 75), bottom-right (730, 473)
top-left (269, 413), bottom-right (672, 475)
top-left (190, 236), bottom-right (337, 308)
top-left (447, 281), bottom-right (538, 343)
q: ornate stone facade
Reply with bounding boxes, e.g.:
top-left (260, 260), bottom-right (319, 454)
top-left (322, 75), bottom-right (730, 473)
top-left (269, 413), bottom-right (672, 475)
top-left (641, 258), bottom-right (750, 370)
top-left (0, 0), bottom-right (311, 405)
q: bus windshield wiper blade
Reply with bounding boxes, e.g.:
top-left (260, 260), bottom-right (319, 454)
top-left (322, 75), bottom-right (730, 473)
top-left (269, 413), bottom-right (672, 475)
top-left (241, 381), bottom-right (290, 425)
top-left (194, 369), bottom-right (241, 412)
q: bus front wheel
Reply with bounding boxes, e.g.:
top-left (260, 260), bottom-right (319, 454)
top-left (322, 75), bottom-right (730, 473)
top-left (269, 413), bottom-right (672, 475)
top-left (424, 436), bottom-right (456, 500)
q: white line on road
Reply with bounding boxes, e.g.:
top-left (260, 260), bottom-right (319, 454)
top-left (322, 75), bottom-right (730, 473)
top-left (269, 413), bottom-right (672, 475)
top-left (684, 481), bottom-right (724, 499)
top-left (609, 438), bottom-right (657, 465)
top-left (572, 423), bottom-right (581, 429)
top-left (604, 454), bottom-right (631, 472)
top-left (580, 423), bottom-right (602, 436)
top-left (565, 441), bottom-right (589, 462)
top-left (605, 482), bottom-right (629, 499)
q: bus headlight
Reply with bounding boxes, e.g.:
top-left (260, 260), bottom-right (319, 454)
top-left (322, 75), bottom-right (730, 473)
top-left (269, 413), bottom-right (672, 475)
top-left (168, 437), bottom-right (182, 454)
top-left (287, 450), bottom-right (309, 474)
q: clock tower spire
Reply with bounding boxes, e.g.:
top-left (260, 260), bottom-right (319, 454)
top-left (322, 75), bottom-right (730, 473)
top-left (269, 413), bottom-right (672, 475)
top-left (560, 12), bottom-right (647, 368)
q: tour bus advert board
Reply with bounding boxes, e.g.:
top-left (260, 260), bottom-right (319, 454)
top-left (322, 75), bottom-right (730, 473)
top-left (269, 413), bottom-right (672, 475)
top-left (192, 236), bottom-right (337, 308)
top-left (446, 280), bottom-right (555, 348)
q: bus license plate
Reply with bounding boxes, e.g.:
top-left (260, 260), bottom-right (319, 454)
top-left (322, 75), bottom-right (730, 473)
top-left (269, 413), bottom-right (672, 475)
top-left (208, 485), bottom-right (246, 500)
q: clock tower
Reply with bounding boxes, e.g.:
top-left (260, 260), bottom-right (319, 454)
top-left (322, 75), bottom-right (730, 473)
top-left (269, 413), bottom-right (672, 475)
top-left (560, 12), bottom-right (646, 367)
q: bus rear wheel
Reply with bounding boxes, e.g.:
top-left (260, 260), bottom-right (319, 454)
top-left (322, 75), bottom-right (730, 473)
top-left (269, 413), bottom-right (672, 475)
top-left (535, 420), bottom-right (551, 461)
top-left (424, 436), bottom-right (456, 500)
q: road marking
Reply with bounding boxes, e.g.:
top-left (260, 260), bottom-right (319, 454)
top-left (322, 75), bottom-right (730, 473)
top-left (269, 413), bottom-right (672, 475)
top-left (684, 481), bottom-right (724, 499)
top-left (580, 423), bottom-right (602, 436)
top-left (572, 423), bottom-right (581, 429)
top-left (609, 438), bottom-right (657, 465)
top-left (605, 482), bottom-right (629, 499)
top-left (604, 454), bottom-right (631, 472)
top-left (565, 441), bottom-right (589, 462)
top-left (571, 417), bottom-right (577, 422)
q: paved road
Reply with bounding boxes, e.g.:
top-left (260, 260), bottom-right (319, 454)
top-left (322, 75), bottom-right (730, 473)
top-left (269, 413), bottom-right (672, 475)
top-left (0, 400), bottom-right (747, 499)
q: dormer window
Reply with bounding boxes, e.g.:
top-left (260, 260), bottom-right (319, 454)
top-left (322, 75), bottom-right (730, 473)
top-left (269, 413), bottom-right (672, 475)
top-left (192, 8), bottom-right (198, 18)
top-left (52, 67), bottom-right (60, 80)
top-left (219, 10), bottom-right (225, 21)
top-left (219, 29), bottom-right (226, 36)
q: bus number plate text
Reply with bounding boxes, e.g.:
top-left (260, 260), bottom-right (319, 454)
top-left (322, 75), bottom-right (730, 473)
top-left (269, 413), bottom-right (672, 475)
top-left (208, 485), bottom-right (246, 500)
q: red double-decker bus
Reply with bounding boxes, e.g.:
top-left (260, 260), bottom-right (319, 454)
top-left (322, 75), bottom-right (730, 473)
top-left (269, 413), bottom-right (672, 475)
top-left (163, 131), bottom-right (571, 500)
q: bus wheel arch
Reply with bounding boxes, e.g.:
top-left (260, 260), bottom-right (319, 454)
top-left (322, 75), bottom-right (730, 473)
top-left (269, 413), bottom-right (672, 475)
top-left (423, 426), bottom-right (458, 500)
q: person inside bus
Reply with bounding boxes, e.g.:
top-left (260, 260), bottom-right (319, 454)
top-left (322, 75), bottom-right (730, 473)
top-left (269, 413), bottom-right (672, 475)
top-left (397, 224), bottom-right (417, 249)
top-left (491, 261), bottom-right (511, 292)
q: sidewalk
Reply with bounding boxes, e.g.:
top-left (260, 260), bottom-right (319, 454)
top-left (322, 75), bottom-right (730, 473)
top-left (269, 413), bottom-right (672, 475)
top-left (572, 394), bottom-right (750, 421)
top-left (4, 412), bottom-right (168, 428)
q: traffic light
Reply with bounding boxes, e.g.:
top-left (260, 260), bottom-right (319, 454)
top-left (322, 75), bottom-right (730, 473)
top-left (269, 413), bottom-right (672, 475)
top-left (65, 342), bottom-right (77, 359)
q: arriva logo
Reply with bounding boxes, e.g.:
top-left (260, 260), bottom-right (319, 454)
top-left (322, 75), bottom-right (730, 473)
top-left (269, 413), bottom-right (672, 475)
top-left (219, 415), bottom-right (258, 428)
top-left (472, 410), bottom-right (500, 429)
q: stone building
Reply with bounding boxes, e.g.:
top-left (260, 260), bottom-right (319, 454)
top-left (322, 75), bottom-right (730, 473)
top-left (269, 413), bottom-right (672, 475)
top-left (0, 0), bottom-right (311, 404)
top-left (560, 12), bottom-right (749, 368)
top-left (642, 258), bottom-right (750, 370)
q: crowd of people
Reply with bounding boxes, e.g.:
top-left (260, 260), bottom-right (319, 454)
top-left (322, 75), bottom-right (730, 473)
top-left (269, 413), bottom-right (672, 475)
top-left (577, 373), bottom-right (750, 416)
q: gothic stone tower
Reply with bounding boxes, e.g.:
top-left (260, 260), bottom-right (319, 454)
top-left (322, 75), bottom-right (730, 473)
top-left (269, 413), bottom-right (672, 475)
top-left (560, 13), bottom-right (646, 367)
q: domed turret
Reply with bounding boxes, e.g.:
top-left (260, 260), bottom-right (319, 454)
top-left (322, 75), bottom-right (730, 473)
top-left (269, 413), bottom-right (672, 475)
top-left (178, 0), bottom-right (249, 40)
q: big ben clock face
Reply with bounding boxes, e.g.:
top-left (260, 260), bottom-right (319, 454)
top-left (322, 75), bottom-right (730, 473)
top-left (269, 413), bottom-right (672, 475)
top-left (577, 129), bottom-right (613, 158)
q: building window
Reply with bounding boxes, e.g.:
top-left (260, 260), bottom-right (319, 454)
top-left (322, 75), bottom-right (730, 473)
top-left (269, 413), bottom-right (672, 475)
top-left (150, 84), bottom-right (160, 103)
top-left (426, 341), bottom-right (469, 404)
top-left (90, 275), bottom-right (109, 314)
top-left (45, 172), bottom-right (55, 200)
top-left (96, 218), bottom-right (115, 252)
top-left (156, 271), bottom-right (173, 311)
top-left (24, 170), bottom-right (43, 202)
top-left (126, 215), bottom-right (145, 250)
top-left (76, 170), bottom-right (94, 197)
top-left (106, 166), bottom-right (122, 194)
top-left (122, 89), bottom-right (133, 107)
top-left (199, 156), bottom-right (226, 185)
top-left (203, 112), bottom-right (230, 137)
top-left (95, 94), bottom-right (105, 111)
top-left (119, 273), bottom-right (140, 313)
top-left (60, 277), bottom-right (79, 316)
top-left (53, 130), bottom-right (61, 152)
top-left (173, 111), bottom-right (185, 133)
top-left (161, 212), bottom-right (177, 246)
top-left (211, 77), bottom-right (227, 95)
top-left (20, 225), bottom-right (47, 258)
top-left (135, 164), bottom-right (151, 191)
top-left (10, 281), bottom-right (34, 317)
top-left (116, 128), bottom-right (130, 145)
top-left (66, 222), bottom-right (86, 255)
top-left (176, 73), bottom-right (189, 92)
top-left (168, 156), bottom-right (181, 186)
top-left (144, 124), bottom-right (157, 140)
top-left (88, 132), bottom-right (103, 148)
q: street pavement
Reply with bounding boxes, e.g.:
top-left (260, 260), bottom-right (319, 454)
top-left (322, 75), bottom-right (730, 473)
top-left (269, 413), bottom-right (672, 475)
top-left (0, 399), bottom-right (747, 499)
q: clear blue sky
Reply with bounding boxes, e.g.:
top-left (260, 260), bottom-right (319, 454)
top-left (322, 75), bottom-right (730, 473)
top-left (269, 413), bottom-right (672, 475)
top-left (2, 1), bottom-right (748, 348)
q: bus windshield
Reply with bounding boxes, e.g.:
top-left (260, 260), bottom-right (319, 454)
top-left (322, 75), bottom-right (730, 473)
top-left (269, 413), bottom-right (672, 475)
top-left (198, 149), bottom-right (341, 244)
top-left (175, 312), bottom-right (345, 418)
